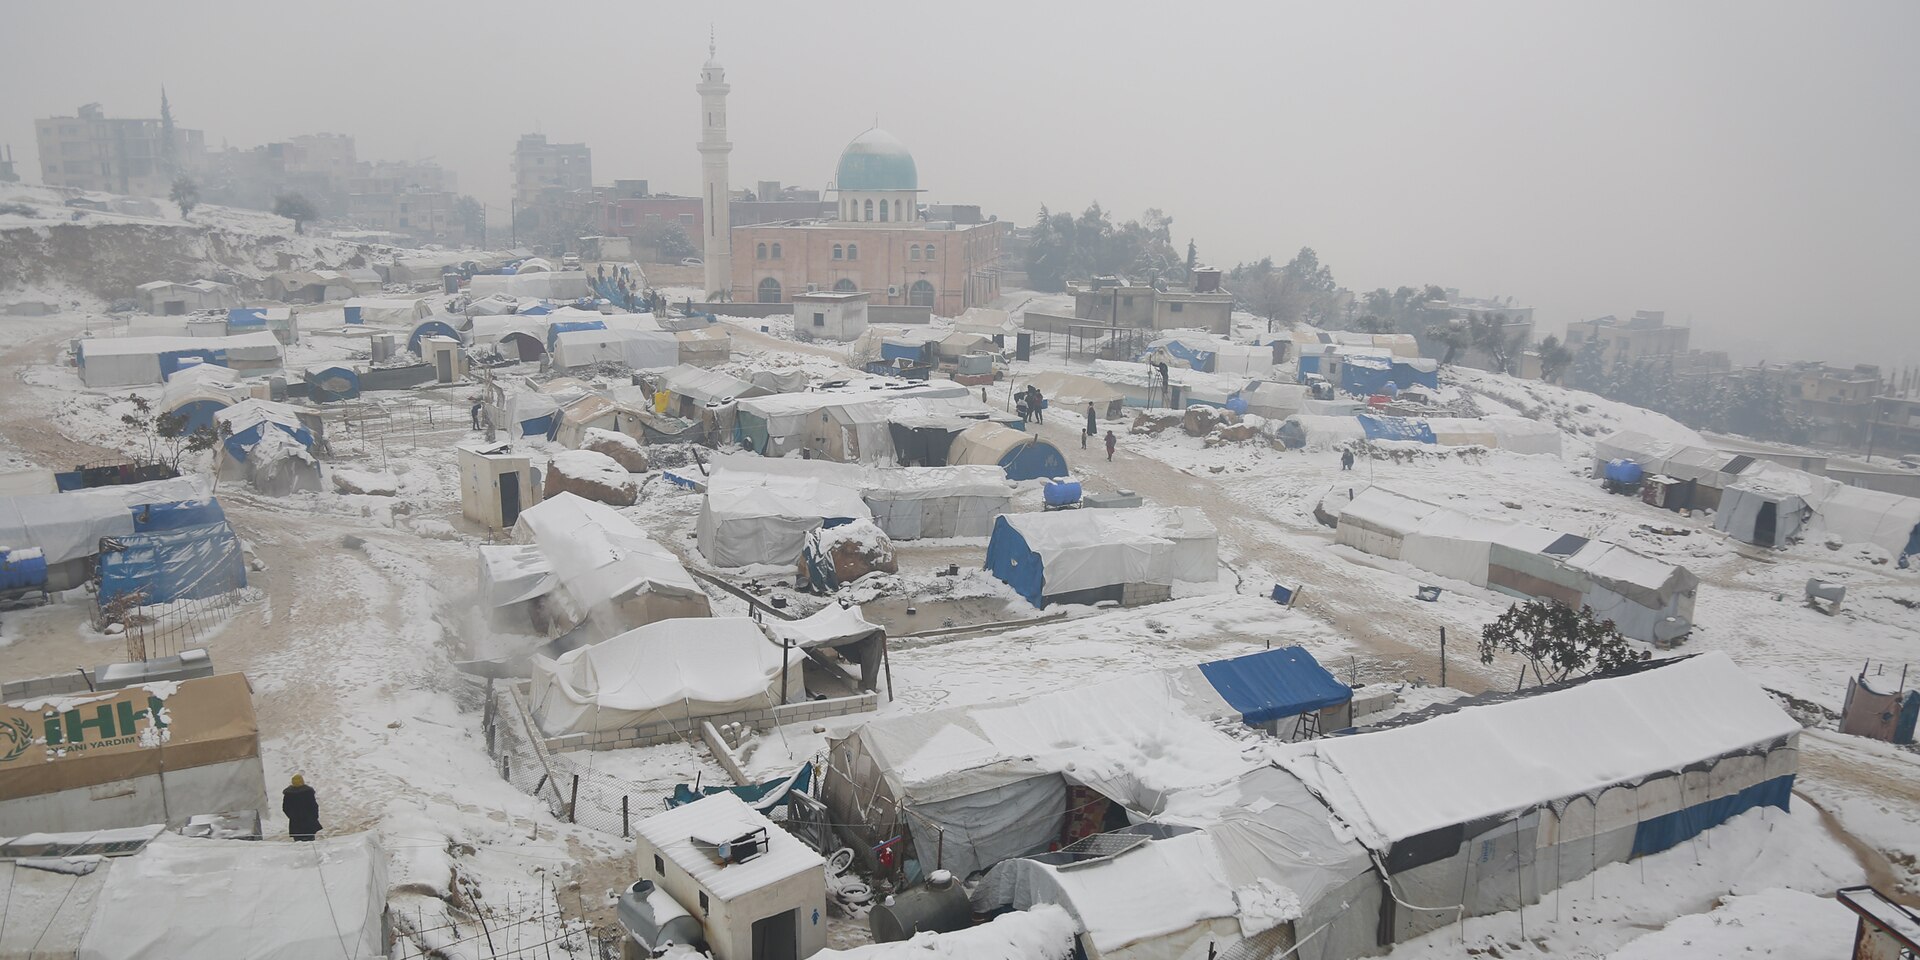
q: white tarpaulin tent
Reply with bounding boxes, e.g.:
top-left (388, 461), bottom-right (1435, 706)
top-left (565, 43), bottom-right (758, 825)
top-left (0, 475), bottom-right (212, 567)
top-left (343, 296), bottom-right (429, 326)
top-left (978, 831), bottom-right (1241, 960)
top-left (469, 270), bottom-right (593, 300)
top-left (1332, 487), bottom-right (1438, 561)
top-left (704, 453), bottom-right (1013, 541)
top-left (75, 332), bottom-right (285, 388)
top-left (550, 328), bottom-right (679, 371)
top-left (1088, 359), bottom-right (1253, 408)
top-left (529, 617), bottom-right (804, 735)
top-left (1019, 371), bottom-right (1126, 419)
top-left (696, 470), bottom-right (873, 567)
top-left (479, 543), bottom-right (555, 612)
top-left (1400, 510), bottom-right (1562, 588)
top-left (985, 507), bottom-right (1218, 607)
top-left (1715, 461), bottom-right (1920, 559)
top-left (511, 493), bottom-right (711, 639)
top-left (75, 831), bottom-right (387, 960)
top-left (655, 364), bottom-right (763, 408)
top-left (734, 380), bottom-right (970, 461)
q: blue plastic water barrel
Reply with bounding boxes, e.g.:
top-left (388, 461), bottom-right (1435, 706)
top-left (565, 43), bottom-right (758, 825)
top-left (0, 548), bottom-right (49, 591)
top-left (1605, 459), bottom-right (1644, 485)
top-left (1043, 480), bottom-right (1083, 506)
top-left (1225, 395), bottom-right (1249, 415)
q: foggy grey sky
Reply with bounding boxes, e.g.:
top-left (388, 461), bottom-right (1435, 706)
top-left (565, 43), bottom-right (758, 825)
top-left (4, 0), bottom-right (1916, 368)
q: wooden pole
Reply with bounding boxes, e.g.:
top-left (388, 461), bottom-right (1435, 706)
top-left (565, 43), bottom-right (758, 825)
top-left (1439, 627), bottom-right (1447, 687)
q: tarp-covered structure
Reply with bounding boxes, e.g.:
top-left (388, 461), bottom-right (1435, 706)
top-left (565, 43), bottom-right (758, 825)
top-left (73, 831), bottom-right (388, 960)
top-left (1330, 486), bottom-right (1696, 643)
top-left (478, 542), bottom-right (555, 634)
top-left (696, 469), bottom-right (873, 568)
top-left (75, 332), bottom-right (284, 388)
top-left (97, 520), bottom-right (246, 606)
top-left (158, 363), bottom-right (246, 433)
top-left (1146, 334), bottom-right (1282, 376)
top-left (1088, 359), bottom-right (1254, 409)
top-left (1277, 414), bottom-right (1562, 455)
top-left (1590, 430), bottom-right (1753, 511)
top-left (985, 507), bottom-right (1218, 608)
top-left (550, 327), bottom-right (680, 371)
top-left (823, 648), bottom-right (1347, 881)
top-left (0, 673), bottom-right (264, 835)
top-left (947, 422), bottom-right (1069, 481)
top-left (1715, 462), bottom-right (1920, 562)
top-left (469, 269), bottom-right (593, 300)
top-left (0, 476), bottom-right (214, 591)
top-left (213, 399), bottom-right (321, 495)
top-left (342, 296), bottom-right (429, 326)
top-left (886, 397), bottom-right (1023, 467)
top-left (530, 617), bottom-right (804, 736)
top-left (511, 493), bottom-right (711, 640)
top-left (733, 380), bottom-right (969, 461)
top-left (705, 453), bottom-right (1013, 541)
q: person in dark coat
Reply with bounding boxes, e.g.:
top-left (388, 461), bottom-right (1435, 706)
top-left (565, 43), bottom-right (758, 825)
top-left (1341, 449), bottom-right (1355, 471)
top-left (1105, 430), bottom-right (1118, 462)
top-left (1085, 403), bottom-right (1097, 435)
top-left (470, 400), bottom-right (482, 430)
top-left (1028, 386), bottom-right (1045, 423)
top-left (282, 774), bottom-right (322, 841)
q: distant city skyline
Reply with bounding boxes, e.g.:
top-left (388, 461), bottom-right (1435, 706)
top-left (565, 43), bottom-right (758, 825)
top-left (3, 0), bottom-right (1915, 369)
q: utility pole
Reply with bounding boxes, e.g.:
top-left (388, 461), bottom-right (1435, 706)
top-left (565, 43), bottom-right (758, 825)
top-left (1439, 626), bottom-right (1447, 688)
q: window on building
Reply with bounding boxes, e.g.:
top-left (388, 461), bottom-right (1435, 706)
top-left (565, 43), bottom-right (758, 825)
top-left (879, 201), bottom-right (889, 222)
top-left (756, 243), bottom-right (767, 260)
top-left (864, 199), bottom-right (873, 221)
top-left (834, 279), bottom-right (857, 292)
top-left (923, 244), bottom-right (935, 260)
top-left (895, 199), bottom-right (904, 222)
top-left (848, 244), bottom-right (858, 260)
top-left (909, 246), bottom-right (920, 261)
top-left (698, 892), bottom-right (709, 915)
top-left (908, 280), bottom-right (935, 307)
top-left (771, 242), bottom-right (782, 259)
top-left (833, 244), bottom-right (844, 260)
top-left (653, 855), bottom-right (664, 875)
top-left (813, 312), bottom-right (826, 327)
top-left (758, 277), bottom-right (782, 302)
top-left (1170, 301), bottom-right (1184, 313)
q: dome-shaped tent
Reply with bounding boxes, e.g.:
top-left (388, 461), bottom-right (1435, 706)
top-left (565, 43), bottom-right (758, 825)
top-left (408, 318), bottom-right (464, 355)
top-left (304, 364), bottom-right (361, 403)
top-left (947, 422), bottom-right (1068, 481)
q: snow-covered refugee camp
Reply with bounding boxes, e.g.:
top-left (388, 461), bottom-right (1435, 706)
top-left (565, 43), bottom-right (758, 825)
top-left (0, 6), bottom-right (1917, 959)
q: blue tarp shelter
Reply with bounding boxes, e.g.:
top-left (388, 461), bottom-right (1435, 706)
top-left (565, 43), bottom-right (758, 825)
top-left (96, 521), bottom-right (247, 605)
top-left (668, 763), bottom-right (815, 814)
top-left (226, 308), bottom-right (269, 329)
top-left (947, 423), bottom-right (1069, 482)
top-left (1357, 414), bottom-right (1437, 444)
top-left (408, 319), bottom-right (463, 355)
top-left (216, 401), bottom-right (316, 462)
top-left (162, 397), bottom-right (230, 434)
top-left (131, 499), bottom-right (227, 532)
top-left (304, 365), bottom-right (360, 402)
top-left (545, 319), bottom-right (606, 350)
top-left (1197, 647), bottom-right (1351, 726)
top-left (1158, 340), bottom-right (1217, 372)
top-left (157, 348), bottom-right (223, 380)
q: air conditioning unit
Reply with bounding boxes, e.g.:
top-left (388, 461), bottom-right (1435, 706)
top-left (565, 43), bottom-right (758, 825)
top-left (806, 283), bottom-right (818, 293)
top-left (692, 825), bottom-right (768, 866)
top-left (887, 285), bottom-right (901, 297)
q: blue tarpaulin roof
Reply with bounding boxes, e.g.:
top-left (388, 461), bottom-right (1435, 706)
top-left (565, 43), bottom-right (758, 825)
top-left (97, 521), bottom-right (247, 606)
top-left (1198, 646), bottom-right (1351, 725)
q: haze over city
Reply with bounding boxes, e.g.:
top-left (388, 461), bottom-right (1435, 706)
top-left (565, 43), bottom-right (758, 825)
top-left (4, 0), bottom-right (1915, 367)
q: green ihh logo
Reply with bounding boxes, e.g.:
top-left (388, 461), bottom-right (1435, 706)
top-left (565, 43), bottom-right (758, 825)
top-left (43, 697), bottom-right (170, 753)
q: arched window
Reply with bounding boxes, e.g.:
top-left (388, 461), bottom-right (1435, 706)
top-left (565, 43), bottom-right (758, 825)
top-left (833, 278), bottom-right (857, 292)
top-left (863, 199), bottom-right (873, 221)
top-left (757, 277), bottom-right (782, 303)
top-left (908, 280), bottom-right (935, 307)
top-left (894, 199), bottom-right (903, 222)
top-left (755, 242), bottom-right (767, 260)
top-left (923, 244), bottom-right (936, 260)
top-left (847, 243), bottom-right (858, 260)
top-left (908, 245), bottom-right (920, 261)
top-left (833, 244), bottom-right (844, 261)
top-left (771, 242), bottom-right (782, 260)
top-left (878, 200), bottom-right (889, 222)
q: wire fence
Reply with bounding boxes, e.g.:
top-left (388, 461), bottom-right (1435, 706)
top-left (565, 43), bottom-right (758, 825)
top-left (482, 679), bottom-right (670, 839)
top-left (94, 583), bottom-right (249, 662)
top-left (389, 887), bottom-right (619, 960)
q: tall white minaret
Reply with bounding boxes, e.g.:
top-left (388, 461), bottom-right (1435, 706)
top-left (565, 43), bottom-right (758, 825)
top-left (697, 32), bottom-right (733, 300)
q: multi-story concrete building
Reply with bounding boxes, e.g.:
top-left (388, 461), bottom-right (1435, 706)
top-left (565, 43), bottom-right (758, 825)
top-left (1066, 272), bottom-right (1235, 336)
top-left (1790, 362), bottom-right (1881, 446)
top-left (728, 129), bottom-right (1005, 315)
top-left (1870, 393), bottom-right (1920, 456)
top-left (34, 103), bottom-right (204, 197)
top-left (1565, 310), bottom-right (1692, 374)
top-left (512, 133), bottom-right (591, 208)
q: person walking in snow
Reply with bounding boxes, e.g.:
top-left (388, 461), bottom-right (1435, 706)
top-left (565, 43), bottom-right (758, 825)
top-left (1105, 430), bottom-right (1117, 462)
top-left (282, 774), bottom-right (322, 841)
top-left (470, 399), bottom-right (482, 431)
top-left (1029, 386), bottom-right (1045, 423)
top-left (1083, 402), bottom-right (1096, 448)
top-left (1341, 449), bottom-right (1355, 471)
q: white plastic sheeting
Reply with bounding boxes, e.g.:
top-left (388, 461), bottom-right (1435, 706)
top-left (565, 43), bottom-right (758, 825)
top-left (1089, 359), bottom-right (1254, 408)
top-left (766, 602), bottom-right (882, 650)
top-left (1331, 487), bottom-right (1438, 560)
top-left (696, 470), bottom-right (873, 567)
top-left (343, 296), bottom-right (430, 326)
top-left (655, 364), bottom-right (761, 407)
top-left (529, 617), bottom-right (804, 735)
top-left (76, 831), bottom-right (387, 960)
top-left (1001, 507), bottom-right (1219, 598)
top-left (1276, 652), bottom-right (1797, 849)
top-left (978, 832), bottom-right (1241, 960)
top-left (478, 543), bottom-right (555, 608)
top-left (703, 453), bottom-right (1013, 541)
top-left (0, 475), bottom-right (211, 565)
top-left (1400, 511), bottom-right (1562, 588)
top-left (550, 328), bottom-right (679, 371)
top-left (511, 493), bottom-right (710, 635)
top-left (468, 270), bottom-right (593, 300)
top-left (815, 904), bottom-right (1077, 960)
top-left (75, 332), bottom-right (285, 388)
top-left (735, 380), bottom-right (970, 460)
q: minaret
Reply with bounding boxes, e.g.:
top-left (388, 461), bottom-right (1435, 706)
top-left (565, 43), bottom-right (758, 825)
top-left (696, 32), bottom-right (733, 301)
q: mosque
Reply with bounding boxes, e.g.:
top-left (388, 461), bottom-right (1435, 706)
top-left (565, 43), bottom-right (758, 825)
top-left (701, 46), bottom-right (1006, 315)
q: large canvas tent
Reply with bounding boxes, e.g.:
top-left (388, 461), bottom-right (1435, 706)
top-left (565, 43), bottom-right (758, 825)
top-left (75, 332), bottom-right (284, 388)
top-left (213, 399), bottom-right (321, 495)
top-left (1278, 414), bottom-right (1562, 455)
top-left (1019, 371), bottom-right (1126, 420)
top-left (0, 673), bottom-right (264, 834)
top-left (0, 476), bottom-right (214, 590)
top-left (696, 470), bottom-right (873, 567)
top-left (530, 617), bottom-right (804, 736)
top-left (478, 542), bottom-right (556, 634)
top-left (823, 648), bottom-right (1348, 880)
top-left (705, 454), bottom-right (1013, 541)
top-left (1088, 359), bottom-right (1254, 409)
top-left (1146, 333), bottom-right (1282, 376)
top-left (1714, 462), bottom-right (1920, 562)
top-left (947, 422), bottom-right (1069, 481)
top-left (512, 493), bottom-right (711, 640)
top-left (733, 380), bottom-right (970, 461)
top-left (97, 520), bottom-right (247, 606)
top-left (550, 327), bottom-right (680, 371)
top-left (984, 507), bottom-right (1218, 608)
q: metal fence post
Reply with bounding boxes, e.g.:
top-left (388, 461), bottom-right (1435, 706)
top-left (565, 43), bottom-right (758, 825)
top-left (622, 795), bottom-right (630, 838)
top-left (569, 774), bottom-right (580, 823)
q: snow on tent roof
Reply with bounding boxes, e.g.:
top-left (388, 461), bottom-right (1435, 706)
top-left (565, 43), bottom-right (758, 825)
top-left (1563, 540), bottom-right (1697, 603)
top-left (1198, 647), bottom-right (1350, 725)
top-left (1335, 486), bottom-right (1440, 538)
top-left (479, 543), bottom-right (555, 608)
top-left (76, 831), bottom-right (387, 960)
top-left (656, 364), bottom-right (761, 406)
top-left (765, 602), bottom-right (882, 650)
top-left (1089, 359), bottom-right (1253, 402)
top-left (633, 792), bottom-right (824, 901)
top-left (702, 470), bottom-right (872, 522)
top-left (530, 617), bottom-right (803, 735)
top-left (1019, 370), bottom-right (1124, 407)
top-left (511, 492), bottom-right (703, 619)
top-left (735, 379), bottom-right (969, 419)
top-left (1274, 652), bottom-right (1798, 849)
top-left (812, 904), bottom-right (1076, 960)
top-left (1027, 831), bottom-right (1238, 956)
top-left (706, 451), bottom-right (1011, 502)
top-left (76, 332), bottom-right (282, 359)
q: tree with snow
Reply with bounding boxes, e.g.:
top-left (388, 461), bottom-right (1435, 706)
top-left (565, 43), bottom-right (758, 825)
top-left (169, 176), bottom-right (199, 218)
top-left (273, 193), bottom-right (318, 235)
top-left (1536, 334), bottom-right (1574, 383)
top-left (1478, 599), bottom-right (1647, 687)
top-left (118, 395), bottom-right (223, 470)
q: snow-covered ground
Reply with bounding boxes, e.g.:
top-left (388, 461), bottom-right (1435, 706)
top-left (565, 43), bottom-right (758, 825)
top-left (0, 292), bottom-right (1914, 956)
